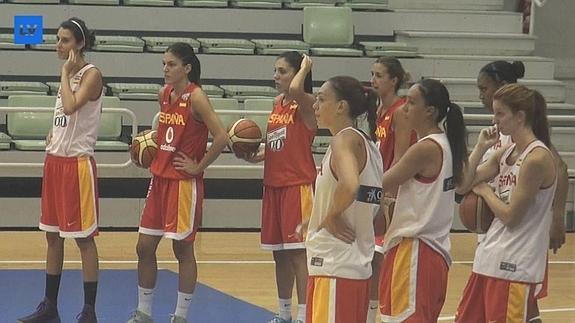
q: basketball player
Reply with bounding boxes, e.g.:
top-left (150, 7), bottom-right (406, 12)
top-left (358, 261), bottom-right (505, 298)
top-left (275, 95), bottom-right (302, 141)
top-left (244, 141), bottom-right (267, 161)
top-left (378, 79), bottom-right (468, 322)
top-left (305, 76), bottom-right (383, 323)
top-left (463, 60), bottom-right (569, 321)
top-left (368, 57), bottom-right (416, 323)
top-left (245, 52), bottom-right (316, 323)
top-left (127, 43), bottom-right (228, 323)
top-left (18, 18), bottom-right (102, 323)
top-left (455, 84), bottom-right (557, 323)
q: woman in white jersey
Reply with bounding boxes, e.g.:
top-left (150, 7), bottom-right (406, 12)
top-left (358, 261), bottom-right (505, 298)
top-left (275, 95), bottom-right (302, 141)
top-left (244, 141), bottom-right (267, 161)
top-left (18, 18), bottom-right (102, 323)
top-left (305, 76), bottom-right (383, 323)
top-left (455, 84), bottom-right (557, 323)
top-left (378, 78), bottom-right (468, 322)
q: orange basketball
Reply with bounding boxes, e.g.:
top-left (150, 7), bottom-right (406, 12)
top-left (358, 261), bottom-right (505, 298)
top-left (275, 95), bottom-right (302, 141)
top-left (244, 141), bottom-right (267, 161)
top-left (227, 119), bottom-right (262, 158)
top-left (130, 129), bottom-right (158, 169)
top-left (459, 191), bottom-right (494, 234)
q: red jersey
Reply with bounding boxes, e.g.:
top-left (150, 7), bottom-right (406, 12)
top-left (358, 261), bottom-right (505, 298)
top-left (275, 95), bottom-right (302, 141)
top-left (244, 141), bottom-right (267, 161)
top-left (151, 84), bottom-right (208, 179)
top-left (263, 95), bottom-right (316, 187)
top-left (375, 97), bottom-right (417, 171)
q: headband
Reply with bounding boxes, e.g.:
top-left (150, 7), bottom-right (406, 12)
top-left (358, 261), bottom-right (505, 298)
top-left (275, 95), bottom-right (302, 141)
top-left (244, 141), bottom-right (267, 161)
top-left (69, 20), bottom-right (86, 46)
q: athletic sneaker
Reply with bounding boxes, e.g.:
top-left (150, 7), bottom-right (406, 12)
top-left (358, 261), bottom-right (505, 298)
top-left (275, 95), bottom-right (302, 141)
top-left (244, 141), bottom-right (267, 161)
top-left (169, 314), bottom-right (187, 323)
top-left (126, 310), bottom-right (153, 323)
top-left (293, 320), bottom-right (304, 323)
top-left (267, 315), bottom-right (291, 323)
top-left (17, 298), bottom-right (61, 323)
top-left (76, 304), bottom-right (98, 323)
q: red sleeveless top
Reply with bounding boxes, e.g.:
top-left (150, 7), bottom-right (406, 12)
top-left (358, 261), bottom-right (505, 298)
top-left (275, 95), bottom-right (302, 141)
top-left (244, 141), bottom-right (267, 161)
top-left (151, 83), bottom-right (208, 179)
top-left (263, 95), bottom-right (316, 187)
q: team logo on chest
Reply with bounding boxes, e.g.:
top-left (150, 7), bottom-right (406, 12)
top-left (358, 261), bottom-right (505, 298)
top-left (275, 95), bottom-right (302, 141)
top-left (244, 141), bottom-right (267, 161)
top-left (267, 126), bottom-right (287, 152)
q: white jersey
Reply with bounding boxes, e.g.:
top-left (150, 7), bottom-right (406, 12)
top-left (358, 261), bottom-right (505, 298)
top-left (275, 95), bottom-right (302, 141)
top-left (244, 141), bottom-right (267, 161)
top-left (46, 64), bottom-right (103, 157)
top-left (383, 133), bottom-right (455, 265)
top-left (481, 133), bottom-right (512, 187)
top-left (473, 141), bottom-right (556, 283)
top-left (306, 127), bottom-right (383, 280)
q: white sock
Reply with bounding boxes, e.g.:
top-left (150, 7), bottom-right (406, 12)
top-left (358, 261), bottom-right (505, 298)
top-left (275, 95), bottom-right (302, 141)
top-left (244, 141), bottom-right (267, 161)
top-left (278, 298), bottom-right (292, 320)
top-left (137, 286), bottom-right (154, 316)
top-left (174, 291), bottom-right (193, 318)
top-left (296, 304), bottom-right (306, 322)
top-left (366, 300), bottom-right (379, 323)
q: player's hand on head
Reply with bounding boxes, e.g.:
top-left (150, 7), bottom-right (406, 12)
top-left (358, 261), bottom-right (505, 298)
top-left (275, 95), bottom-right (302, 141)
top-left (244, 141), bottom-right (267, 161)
top-left (62, 49), bottom-right (79, 74)
top-left (301, 54), bottom-right (313, 72)
top-left (319, 214), bottom-right (355, 244)
top-left (173, 151), bottom-right (202, 175)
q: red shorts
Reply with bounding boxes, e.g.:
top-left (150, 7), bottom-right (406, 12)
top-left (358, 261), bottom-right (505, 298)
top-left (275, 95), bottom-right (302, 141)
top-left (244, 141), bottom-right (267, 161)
top-left (40, 154), bottom-right (99, 238)
top-left (379, 238), bottom-right (448, 322)
top-left (261, 184), bottom-right (313, 250)
top-left (306, 276), bottom-right (369, 323)
top-left (140, 176), bottom-right (203, 242)
top-left (455, 273), bottom-right (538, 323)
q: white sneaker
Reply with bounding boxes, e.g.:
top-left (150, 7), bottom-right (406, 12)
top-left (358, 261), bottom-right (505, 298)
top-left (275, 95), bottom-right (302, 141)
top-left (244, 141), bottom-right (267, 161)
top-left (169, 314), bottom-right (187, 323)
top-left (126, 310), bottom-right (153, 323)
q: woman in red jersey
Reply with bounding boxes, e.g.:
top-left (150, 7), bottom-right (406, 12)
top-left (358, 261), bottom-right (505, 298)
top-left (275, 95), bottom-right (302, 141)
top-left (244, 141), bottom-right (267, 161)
top-left (127, 43), bottom-right (228, 323)
top-left (246, 51), bottom-right (316, 323)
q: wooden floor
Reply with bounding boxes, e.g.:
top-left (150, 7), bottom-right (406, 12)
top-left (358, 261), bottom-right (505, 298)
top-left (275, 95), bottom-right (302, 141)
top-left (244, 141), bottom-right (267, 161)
top-left (1, 232), bottom-right (574, 322)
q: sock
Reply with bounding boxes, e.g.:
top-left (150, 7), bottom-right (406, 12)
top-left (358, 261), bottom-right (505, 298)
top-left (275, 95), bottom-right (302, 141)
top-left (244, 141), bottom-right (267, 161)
top-left (83, 281), bottom-right (98, 307)
top-left (278, 298), bottom-right (291, 320)
top-left (174, 291), bottom-right (193, 318)
top-left (45, 274), bottom-right (62, 305)
top-left (137, 286), bottom-right (154, 316)
top-left (296, 304), bottom-right (306, 322)
top-left (366, 300), bottom-right (379, 323)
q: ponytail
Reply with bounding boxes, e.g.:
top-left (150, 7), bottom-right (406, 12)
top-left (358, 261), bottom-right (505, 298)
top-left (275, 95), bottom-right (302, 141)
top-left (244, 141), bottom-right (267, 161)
top-left (364, 88), bottom-right (379, 141)
top-left (531, 90), bottom-right (551, 147)
top-left (166, 42), bottom-right (201, 86)
top-left (444, 102), bottom-right (468, 185)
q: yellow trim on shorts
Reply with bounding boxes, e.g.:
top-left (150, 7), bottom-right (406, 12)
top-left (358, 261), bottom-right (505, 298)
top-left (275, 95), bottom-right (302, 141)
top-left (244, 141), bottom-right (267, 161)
top-left (77, 157), bottom-right (96, 231)
top-left (177, 179), bottom-right (194, 234)
top-left (312, 277), bottom-right (332, 323)
top-left (506, 282), bottom-right (528, 323)
top-left (391, 238), bottom-right (414, 316)
top-left (300, 184), bottom-right (313, 223)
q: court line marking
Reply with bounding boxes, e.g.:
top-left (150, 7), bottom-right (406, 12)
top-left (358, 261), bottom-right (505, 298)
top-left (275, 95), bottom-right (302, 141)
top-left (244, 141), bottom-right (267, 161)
top-left (1, 260), bottom-right (574, 264)
top-left (438, 308), bottom-right (575, 321)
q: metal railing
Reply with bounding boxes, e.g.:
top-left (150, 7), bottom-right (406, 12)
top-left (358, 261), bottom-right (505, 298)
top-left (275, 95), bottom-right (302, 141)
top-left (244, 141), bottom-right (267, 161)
top-left (0, 106), bottom-right (138, 168)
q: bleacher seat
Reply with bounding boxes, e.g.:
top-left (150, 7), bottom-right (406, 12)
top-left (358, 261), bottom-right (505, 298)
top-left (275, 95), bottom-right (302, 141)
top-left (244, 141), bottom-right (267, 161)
top-left (0, 82), bottom-right (49, 97)
top-left (7, 0), bottom-right (59, 3)
top-left (108, 83), bottom-right (161, 100)
top-left (92, 36), bottom-right (145, 53)
top-left (124, 0), bottom-right (174, 6)
top-left (198, 38), bottom-right (255, 55)
top-left (251, 39), bottom-right (310, 55)
top-left (551, 127), bottom-right (575, 153)
top-left (30, 34), bottom-right (57, 51)
top-left (203, 85), bottom-right (225, 98)
top-left (211, 98), bottom-right (242, 130)
top-left (46, 82), bottom-right (60, 95)
top-left (7, 96), bottom-right (128, 151)
top-left (142, 37), bottom-right (200, 53)
top-left (303, 7), bottom-right (363, 57)
top-left (360, 41), bottom-right (418, 57)
top-left (152, 112), bottom-right (160, 130)
top-left (220, 85), bottom-right (277, 101)
top-left (243, 98), bottom-right (273, 133)
top-left (284, 0), bottom-right (339, 9)
top-left (342, 0), bottom-right (388, 10)
top-left (0, 34), bottom-right (25, 50)
top-left (311, 134), bottom-right (330, 154)
top-left (230, 0), bottom-right (282, 8)
top-left (176, 0), bottom-right (228, 7)
top-left (68, 0), bottom-right (119, 5)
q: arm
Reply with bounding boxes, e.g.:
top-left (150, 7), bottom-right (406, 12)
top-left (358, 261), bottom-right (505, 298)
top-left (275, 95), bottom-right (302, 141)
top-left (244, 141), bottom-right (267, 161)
top-left (456, 126), bottom-right (501, 195)
top-left (60, 51), bottom-right (103, 115)
top-left (319, 131), bottom-right (362, 243)
top-left (549, 146), bottom-right (568, 253)
top-left (473, 149), bottom-right (555, 226)
top-left (173, 89), bottom-right (229, 175)
top-left (289, 55), bottom-right (317, 131)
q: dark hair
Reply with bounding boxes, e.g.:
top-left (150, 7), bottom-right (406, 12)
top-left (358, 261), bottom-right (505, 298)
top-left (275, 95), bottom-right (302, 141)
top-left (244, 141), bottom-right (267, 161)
top-left (328, 76), bottom-right (379, 141)
top-left (493, 84), bottom-right (551, 147)
top-left (416, 78), bottom-right (468, 185)
top-left (60, 17), bottom-right (95, 52)
top-left (166, 42), bottom-right (201, 85)
top-left (277, 51), bottom-right (313, 94)
top-left (375, 57), bottom-right (408, 93)
top-left (479, 60), bottom-right (525, 85)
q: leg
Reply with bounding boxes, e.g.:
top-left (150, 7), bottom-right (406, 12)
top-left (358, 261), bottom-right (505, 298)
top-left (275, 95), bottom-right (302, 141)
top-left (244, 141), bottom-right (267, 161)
top-left (136, 233), bottom-right (162, 289)
top-left (172, 239), bottom-right (197, 320)
top-left (274, 250), bottom-right (295, 321)
top-left (367, 252), bottom-right (383, 323)
top-left (75, 237), bottom-right (99, 321)
top-left (290, 249), bottom-right (308, 323)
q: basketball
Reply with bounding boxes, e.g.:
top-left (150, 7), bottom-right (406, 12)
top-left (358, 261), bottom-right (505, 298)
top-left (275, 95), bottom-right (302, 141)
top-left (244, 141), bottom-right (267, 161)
top-left (130, 129), bottom-right (158, 169)
top-left (227, 119), bottom-right (262, 158)
top-left (459, 191), bottom-right (494, 234)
